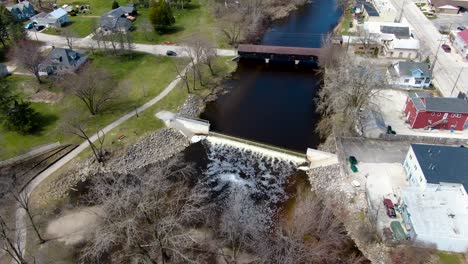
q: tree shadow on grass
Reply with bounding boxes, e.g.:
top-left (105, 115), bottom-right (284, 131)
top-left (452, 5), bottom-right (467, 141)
top-left (157, 26), bottom-right (185, 35)
top-left (31, 112), bottom-right (59, 135)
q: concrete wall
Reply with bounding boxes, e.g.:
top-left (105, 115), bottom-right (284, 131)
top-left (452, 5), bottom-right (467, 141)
top-left (175, 116), bottom-right (210, 135)
top-left (378, 133), bottom-right (468, 145)
top-left (403, 146), bottom-right (427, 190)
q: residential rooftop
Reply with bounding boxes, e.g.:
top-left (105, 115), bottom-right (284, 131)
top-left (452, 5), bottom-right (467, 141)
top-left (403, 186), bottom-right (468, 240)
top-left (411, 143), bottom-right (468, 190)
top-left (408, 93), bottom-right (468, 114)
top-left (397, 61), bottom-right (431, 77)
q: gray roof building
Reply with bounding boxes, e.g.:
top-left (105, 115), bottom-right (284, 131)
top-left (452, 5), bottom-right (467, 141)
top-left (411, 144), bottom-right (468, 190)
top-left (100, 4), bottom-right (135, 31)
top-left (7, 1), bottom-right (36, 21)
top-left (380, 25), bottom-right (410, 39)
top-left (39, 47), bottom-right (87, 75)
top-left (408, 93), bottom-right (468, 114)
top-left (397, 61), bottom-right (432, 78)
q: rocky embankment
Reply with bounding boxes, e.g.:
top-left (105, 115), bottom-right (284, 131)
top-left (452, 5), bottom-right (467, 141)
top-left (42, 95), bottom-right (205, 202)
top-left (308, 164), bottom-right (391, 263)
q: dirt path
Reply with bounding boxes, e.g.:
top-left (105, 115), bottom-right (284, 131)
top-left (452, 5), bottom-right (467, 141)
top-left (46, 206), bottom-right (103, 246)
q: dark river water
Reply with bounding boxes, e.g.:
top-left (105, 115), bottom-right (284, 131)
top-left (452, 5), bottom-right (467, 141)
top-left (201, 0), bottom-right (342, 152)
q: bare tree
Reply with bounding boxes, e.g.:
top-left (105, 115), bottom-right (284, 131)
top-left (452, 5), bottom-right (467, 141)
top-left (60, 28), bottom-right (76, 50)
top-left (218, 11), bottom-right (244, 46)
top-left (216, 188), bottom-right (269, 264)
top-left (172, 59), bottom-right (192, 94)
top-left (62, 66), bottom-right (118, 115)
top-left (0, 215), bottom-right (27, 264)
top-left (317, 54), bottom-right (386, 137)
top-left (62, 118), bottom-right (106, 163)
top-left (80, 156), bottom-right (209, 263)
top-left (9, 40), bottom-right (44, 83)
top-left (139, 18), bottom-right (154, 41)
top-left (256, 196), bottom-right (365, 264)
top-left (355, 27), bottom-right (380, 56)
top-left (10, 188), bottom-right (45, 244)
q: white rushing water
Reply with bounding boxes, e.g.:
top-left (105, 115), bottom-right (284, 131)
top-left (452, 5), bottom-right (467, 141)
top-left (201, 139), bottom-right (297, 205)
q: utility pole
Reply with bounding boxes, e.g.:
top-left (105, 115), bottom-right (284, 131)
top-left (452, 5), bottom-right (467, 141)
top-left (450, 67), bottom-right (465, 97)
top-left (430, 38), bottom-right (445, 77)
top-left (395, 0), bottom-right (406, 23)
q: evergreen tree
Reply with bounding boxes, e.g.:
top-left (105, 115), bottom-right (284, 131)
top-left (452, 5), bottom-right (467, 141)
top-left (112, 0), bottom-right (120, 9)
top-left (0, 5), bottom-right (25, 47)
top-left (4, 100), bottom-right (41, 134)
top-left (149, 0), bottom-right (175, 31)
top-left (0, 81), bottom-right (14, 113)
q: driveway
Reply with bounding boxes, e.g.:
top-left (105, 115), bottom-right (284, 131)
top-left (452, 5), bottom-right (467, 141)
top-left (389, 0), bottom-right (468, 96)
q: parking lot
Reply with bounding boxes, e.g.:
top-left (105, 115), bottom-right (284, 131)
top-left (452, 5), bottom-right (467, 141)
top-left (338, 138), bottom-right (410, 237)
top-left (431, 12), bottom-right (468, 32)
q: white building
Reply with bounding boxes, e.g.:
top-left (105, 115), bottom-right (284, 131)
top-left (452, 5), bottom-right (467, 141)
top-left (340, 22), bottom-right (420, 59)
top-left (401, 144), bottom-right (468, 252)
top-left (33, 8), bottom-right (68, 28)
top-left (387, 61), bottom-right (432, 88)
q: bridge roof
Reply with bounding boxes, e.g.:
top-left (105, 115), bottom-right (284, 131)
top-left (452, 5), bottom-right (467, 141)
top-left (238, 44), bottom-right (322, 57)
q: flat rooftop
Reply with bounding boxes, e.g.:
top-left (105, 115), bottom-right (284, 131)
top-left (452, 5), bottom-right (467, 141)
top-left (403, 186), bottom-right (468, 239)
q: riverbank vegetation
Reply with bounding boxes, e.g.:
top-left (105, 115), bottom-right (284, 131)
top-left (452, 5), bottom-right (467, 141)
top-left (211, 0), bottom-right (309, 46)
top-left (316, 37), bottom-right (389, 148)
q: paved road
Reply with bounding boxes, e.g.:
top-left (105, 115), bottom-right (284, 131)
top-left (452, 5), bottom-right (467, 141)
top-left (13, 62), bottom-right (193, 262)
top-left (389, 0), bottom-right (468, 97)
top-left (31, 32), bottom-right (237, 57)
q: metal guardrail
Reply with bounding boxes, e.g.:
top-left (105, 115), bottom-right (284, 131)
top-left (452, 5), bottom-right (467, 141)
top-left (208, 132), bottom-right (307, 159)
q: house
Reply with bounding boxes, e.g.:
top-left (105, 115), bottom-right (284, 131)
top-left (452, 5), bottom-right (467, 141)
top-left (429, 0), bottom-right (468, 13)
top-left (388, 61), bottom-right (432, 88)
top-left (452, 29), bottom-right (468, 60)
top-left (341, 22), bottom-right (420, 59)
top-left (404, 92), bottom-right (468, 130)
top-left (32, 8), bottom-right (68, 28)
top-left (38, 47), bottom-right (87, 76)
top-left (7, 1), bottom-right (36, 21)
top-left (401, 144), bottom-right (468, 252)
top-left (99, 4), bottom-right (137, 32)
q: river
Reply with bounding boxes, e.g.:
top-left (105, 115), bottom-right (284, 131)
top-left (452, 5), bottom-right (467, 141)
top-left (201, 0), bottom-right (342, 152)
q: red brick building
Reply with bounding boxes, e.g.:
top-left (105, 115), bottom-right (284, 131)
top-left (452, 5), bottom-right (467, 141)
top-left (404, 93), bottom-right (468, 130)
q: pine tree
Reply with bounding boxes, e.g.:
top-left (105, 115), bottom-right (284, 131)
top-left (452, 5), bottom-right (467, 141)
top-left (112, 0), bottom-right (120, 9)
top-left (149, 0), bottom-right (175, 31)
top-left (0, 5), bottom-right (25, 47)
top-left (4, 100), bottom-right (41, 134)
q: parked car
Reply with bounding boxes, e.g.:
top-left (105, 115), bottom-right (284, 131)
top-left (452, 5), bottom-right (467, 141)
top-left (35, 25), bottom-right (45, 31)
top-left (164, 41), bottom-right (173, 45)
top-left (24, 22), bottom-right (36, 29)
top-left (383, 198), bottom-right (397, 218)
top-left (457, 26), bottom-right (466, 31)
top-left (442, 44), bottom-right (451, 53)
top-left (166, 50), bottom-right (177, 56)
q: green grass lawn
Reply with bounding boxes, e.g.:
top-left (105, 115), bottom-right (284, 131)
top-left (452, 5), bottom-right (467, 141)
top-left (0, 52), bottom-right (187, 160)
top-left (42, 16), bottom-right (98, 37)
top-left (437, 252), bottom-right (463, 264)
top-left (339, 7), bottom-right (354, 35)
top-left (131, 0), bottom-right (218, 45)
top-left (42, 0), bottom-right (224, 46)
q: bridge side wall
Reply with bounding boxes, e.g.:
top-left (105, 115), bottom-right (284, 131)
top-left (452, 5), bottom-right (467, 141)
top-left (175, 117), bottom-right (210, 135)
